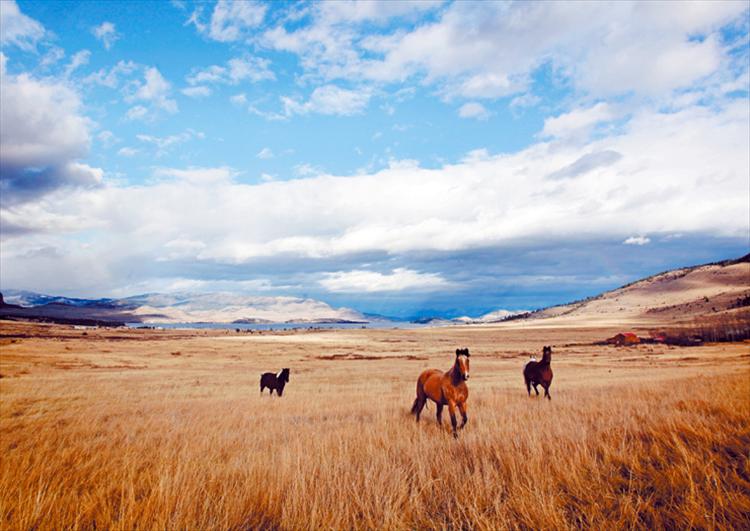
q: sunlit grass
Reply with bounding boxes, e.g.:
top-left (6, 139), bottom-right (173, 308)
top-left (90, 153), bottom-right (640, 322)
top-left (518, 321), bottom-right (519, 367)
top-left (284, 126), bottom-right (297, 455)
top-left (1, 324), bottom-right (748, 530)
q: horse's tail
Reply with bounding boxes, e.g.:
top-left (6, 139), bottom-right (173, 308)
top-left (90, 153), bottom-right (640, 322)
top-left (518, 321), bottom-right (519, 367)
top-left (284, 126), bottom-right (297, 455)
top-left (410, 397), bottom-right (420, 415)
top-left (411, 376), bottom-right (429, 415)
top-left (411, 376), bottom-right (425, 415)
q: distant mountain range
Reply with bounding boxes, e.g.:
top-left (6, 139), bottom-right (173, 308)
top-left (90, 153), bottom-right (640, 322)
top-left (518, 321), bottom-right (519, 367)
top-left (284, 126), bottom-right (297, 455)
top-left (0, 290), bottom-right (369, 326)
top-left (2, 254), bottom-right (746, 327)
top-left (0, 289), bottom-right (524, 327)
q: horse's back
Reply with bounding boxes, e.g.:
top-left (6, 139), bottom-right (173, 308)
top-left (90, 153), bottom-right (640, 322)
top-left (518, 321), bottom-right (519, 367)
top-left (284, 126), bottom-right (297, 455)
top-left (260, 372), bottom-right (276, 386)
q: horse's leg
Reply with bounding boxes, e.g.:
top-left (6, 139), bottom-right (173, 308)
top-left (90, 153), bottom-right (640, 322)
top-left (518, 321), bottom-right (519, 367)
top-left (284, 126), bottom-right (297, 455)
top-left (525, 376), bottom-right (531, 396)
top-left (544, 384), bottom-right (551, 400)
top-left (436, 403), bottom-right (443, 426)
top-left (533, 383), bottom-right (540, 396)
top-left (448, 401), bottom-right (458, 438)
top-left (457, 401), bottom-right (468, 429)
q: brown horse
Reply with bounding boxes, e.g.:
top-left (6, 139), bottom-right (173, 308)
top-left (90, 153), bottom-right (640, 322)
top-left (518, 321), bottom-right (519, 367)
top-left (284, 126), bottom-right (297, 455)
top-left (523, 346), bottom-right (553, 399)
top-left (411, 348), bottom-right (470, 437)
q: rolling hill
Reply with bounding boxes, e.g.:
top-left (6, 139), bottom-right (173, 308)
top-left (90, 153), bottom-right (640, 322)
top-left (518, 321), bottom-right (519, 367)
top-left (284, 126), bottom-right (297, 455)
top-left (516, 254), bottom-right (749, 325)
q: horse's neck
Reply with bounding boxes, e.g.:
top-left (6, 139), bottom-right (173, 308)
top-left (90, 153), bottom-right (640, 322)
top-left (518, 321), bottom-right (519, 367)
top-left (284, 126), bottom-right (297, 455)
top-left (448, 361), bottom-right (462, 385)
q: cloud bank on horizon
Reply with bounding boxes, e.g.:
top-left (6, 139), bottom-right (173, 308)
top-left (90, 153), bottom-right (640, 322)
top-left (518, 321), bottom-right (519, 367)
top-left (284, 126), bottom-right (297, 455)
top-left (0, 0), bottom-right (748, 319)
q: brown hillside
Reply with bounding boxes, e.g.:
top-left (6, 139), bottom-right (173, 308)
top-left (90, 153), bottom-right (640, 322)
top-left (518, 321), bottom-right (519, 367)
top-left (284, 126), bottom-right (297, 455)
top-left (524, 255), bottom-right (749, 326)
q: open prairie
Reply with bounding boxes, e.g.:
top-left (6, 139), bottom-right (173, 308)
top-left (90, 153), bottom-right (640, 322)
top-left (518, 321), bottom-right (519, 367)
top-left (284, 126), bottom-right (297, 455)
top-left (1, 319), bottom-right (748, 530)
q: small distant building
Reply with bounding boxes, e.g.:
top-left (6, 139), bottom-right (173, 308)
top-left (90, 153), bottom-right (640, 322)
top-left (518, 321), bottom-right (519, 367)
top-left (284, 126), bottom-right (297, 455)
top-left (606, 332), bottom-right (641, 346)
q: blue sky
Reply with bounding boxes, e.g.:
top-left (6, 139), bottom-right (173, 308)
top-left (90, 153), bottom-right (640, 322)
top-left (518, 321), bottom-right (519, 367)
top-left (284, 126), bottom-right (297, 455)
top-left (1, 0), bottom-right (748, 319)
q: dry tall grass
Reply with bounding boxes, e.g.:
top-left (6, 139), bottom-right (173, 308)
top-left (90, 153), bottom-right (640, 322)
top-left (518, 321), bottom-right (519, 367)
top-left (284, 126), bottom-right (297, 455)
top-left (1, 322), bottom-right (749, 530)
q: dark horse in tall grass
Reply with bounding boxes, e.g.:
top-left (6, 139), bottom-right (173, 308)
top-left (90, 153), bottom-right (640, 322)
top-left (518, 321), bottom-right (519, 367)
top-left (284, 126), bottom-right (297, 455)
top-left (260, 368), bottom-right (290, 396)
top-left (411, 348), bottom-right (470, 437)
top-left (524, 346), bottom-right (553, 400)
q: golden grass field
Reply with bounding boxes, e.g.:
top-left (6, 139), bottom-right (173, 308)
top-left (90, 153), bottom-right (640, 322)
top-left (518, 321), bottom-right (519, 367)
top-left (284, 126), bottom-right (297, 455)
top-left (1, 319), bottom-right (749, 530)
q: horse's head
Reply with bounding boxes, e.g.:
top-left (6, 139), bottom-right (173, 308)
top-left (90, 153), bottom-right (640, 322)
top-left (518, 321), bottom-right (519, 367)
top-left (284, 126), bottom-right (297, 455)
top-left (280, 368), bottom-right (290, 382)
top-left (455, 348), bottom-right (470, 380)
top-left (542, 346), bottom-right (552, 363)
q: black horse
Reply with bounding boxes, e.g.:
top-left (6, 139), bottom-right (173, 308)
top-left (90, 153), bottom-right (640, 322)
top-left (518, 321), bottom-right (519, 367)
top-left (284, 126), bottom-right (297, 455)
top-left (260, 368), bottom-right (290, 396)
top-left (523, 346), bottom-right (553, 400)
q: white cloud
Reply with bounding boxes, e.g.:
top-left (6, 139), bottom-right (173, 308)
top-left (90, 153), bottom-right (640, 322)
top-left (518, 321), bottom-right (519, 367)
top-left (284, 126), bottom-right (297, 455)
top-left (316, 1), bottom-right (443, 25)
top-left (92, 21), bottom-right (120, 50)
top-left (125, 105), bottom-right (148, 121)
top-left (181, 86), bottom-right (212, 98)
top-left (541, 102), bottom-right (617, 139)
top-left (293, 163), bottom-right (324, 177)
top-left (97, 130), bottom-right (118, 147)
top-left (458, 102), bottom-right (490, 120)
top-left (261, 1), bottom-right (747, 101)
top-left (281, 85), bottom-right (371, 117)
top-left (40, 46), bottom-right (65, 68)
top-left (230, 93), bottom-right (248, 106)
top-left (320, 268), bottom-right (450, 292)
top-left (0, 69), bottom-right (102, 205)
top-left (226, 56), bottom-right (274, 83)
top-left (136, 129), bottom-right (204, 156)
top-left (510, 92), bottom-right (541, 110)
top-left (152, 166), bottom-right (237, 185)
top-left (190, 0), bottom-right (267, 42)
top-left (623, 236), bottom-right (651, 246)
top-left (186, 56), bottom-right (274, 85)
top-left (3, 99), bottom-right (748, 291)
top-left (64, 50), bottom-right (91, 77)
top-left (117, 147), bottom-right (139, 157)
top-left (83, 60), bottom-right (138, 89)
top-left (126, 67), bottom-right (178, 116)
top-left (256, 147), bottom-right (274, 159)
top-left (0, 0), bottom-right (45, 50)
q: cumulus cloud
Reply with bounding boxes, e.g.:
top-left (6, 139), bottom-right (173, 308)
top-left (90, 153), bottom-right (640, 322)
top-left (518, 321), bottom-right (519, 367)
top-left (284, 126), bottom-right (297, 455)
top-left (186, 56), bottom-right (274, 86)
top-left (136, 129), bottom-right (204, 156)
top-left (0, 69), bottom-right (102, 205)
top-left (320, 268), bottom-right (450, 292)
top-left (623, 236), bottom-right (651, 246)
top-left (541, 102), bottom-right (617, 139)
top-left (316, 1), bottom-right (443, 25)
top-left (117, 147), bottom-right (138, 157)
top-left (230, 93), bottom-right (247, 106)
top-left (547, 150), bottom-right (623, 180)
top-left (181, 85), bottom-right (212, 98)
top-left (3, 99), bottom-right (746, 275)
top-left (0, 0), bottom-right (45, 50)
top-left (92, 21), bottom-right (120, 50)
top-left (125, 67), bottom-right (178, 118)
top-left (189, 0), bottom-right (267, 42)
top-left (64, 50), bottom-right (91, 77)
top-left (83, 60), bottom-right (138, 89)
top-left (261, 1), bottom-right (747, 100)
top-left (458, 102), bottom-right (490, 120)
top-left (281, 85), bottom-right (371, 117)
top-left (124, 105), bottom-right (148, 121)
